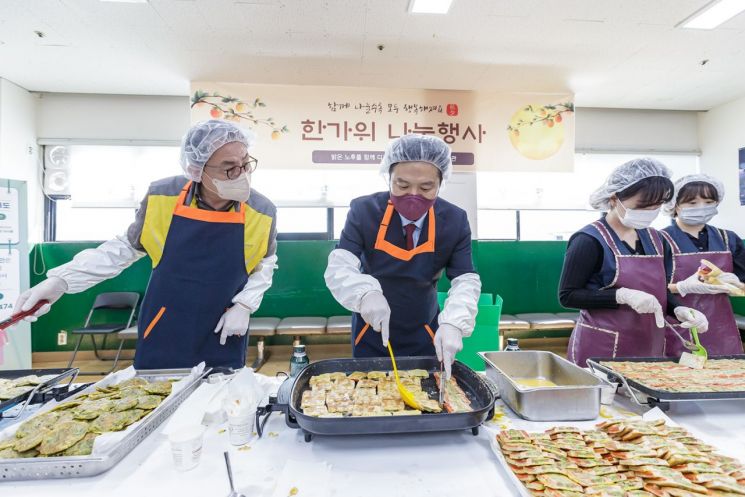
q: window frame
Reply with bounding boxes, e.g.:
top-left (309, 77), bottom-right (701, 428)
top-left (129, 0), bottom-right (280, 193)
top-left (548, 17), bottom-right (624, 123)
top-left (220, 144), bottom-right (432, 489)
top-left (475, 152), bottom-right (700, 241)
top-left (41, 142), bottom-right (340, 242)
top-left (274, 206), bottom-right (335, 241)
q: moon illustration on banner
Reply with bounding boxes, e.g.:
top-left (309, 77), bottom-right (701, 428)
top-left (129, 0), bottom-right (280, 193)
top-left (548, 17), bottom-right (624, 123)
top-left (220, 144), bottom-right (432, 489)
top-left (507, 103), bottom-right (572, 160)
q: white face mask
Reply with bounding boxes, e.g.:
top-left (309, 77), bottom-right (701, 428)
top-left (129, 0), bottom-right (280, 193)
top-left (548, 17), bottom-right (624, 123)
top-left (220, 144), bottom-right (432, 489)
top-left (616, 201), bottom-right (660, 229)
top-left (203, 172), bottom-right (251, 203)
top-left (678, 205), bottom-right (718, 225)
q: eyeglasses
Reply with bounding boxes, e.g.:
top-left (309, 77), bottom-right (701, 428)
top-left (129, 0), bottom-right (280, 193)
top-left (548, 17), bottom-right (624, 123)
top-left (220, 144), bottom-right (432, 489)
top-left (205, 155), bottom-right (258, 179)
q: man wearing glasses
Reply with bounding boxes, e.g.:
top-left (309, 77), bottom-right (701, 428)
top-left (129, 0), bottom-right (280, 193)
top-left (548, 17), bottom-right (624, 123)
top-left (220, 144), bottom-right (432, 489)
top-left (15, 120), bottom-right (277, 369)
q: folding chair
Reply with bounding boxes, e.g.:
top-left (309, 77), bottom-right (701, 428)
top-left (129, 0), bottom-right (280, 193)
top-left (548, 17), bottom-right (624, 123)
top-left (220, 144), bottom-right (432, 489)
top-left (67, 292), bottom-right (139, 373)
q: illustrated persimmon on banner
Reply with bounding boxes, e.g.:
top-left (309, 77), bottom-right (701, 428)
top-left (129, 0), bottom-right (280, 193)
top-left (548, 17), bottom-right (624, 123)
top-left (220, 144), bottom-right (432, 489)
top-left (190, 82), bottom-right (574, 172)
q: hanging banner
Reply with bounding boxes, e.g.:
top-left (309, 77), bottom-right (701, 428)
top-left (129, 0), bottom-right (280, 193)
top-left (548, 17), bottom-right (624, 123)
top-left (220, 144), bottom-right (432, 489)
top-left (190, 83), bottom-right (574, 172)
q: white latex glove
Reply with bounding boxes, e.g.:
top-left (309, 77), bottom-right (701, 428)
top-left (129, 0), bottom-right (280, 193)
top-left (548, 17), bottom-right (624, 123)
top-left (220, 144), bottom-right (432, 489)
top-left (13, 276), bottom-right (68, 323)
top-left (213, 303), bottom-right (252, 345)
top-left (676, 272), bottom-right (730, 297)
top-left (232, 254), bottom-right (278, 313)
top-left (674, 306), bottom-right (709, 334)
top-left (717, 272), bottom-right (745, 290)
top-left (615, 287), bottom-right (664, 328)
top-left (359, 290), bottom-right (391, 346)
top-left (434, 323), bottom-right (462, 380)
top-left (438, 273), bottom-right (481, 338)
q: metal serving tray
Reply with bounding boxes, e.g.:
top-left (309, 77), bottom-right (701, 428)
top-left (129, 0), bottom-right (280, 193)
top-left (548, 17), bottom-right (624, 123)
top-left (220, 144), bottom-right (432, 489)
top-left (489, 434), bottom-right (535, 497)
top-left (0, 368), bottom-right (79, 419)
top-left (0, 368), bottom-right (208, 481)
top-left (256, 356), bottom-right (496, 442)
top-left (480, 351), bottom-right (610, 421)
top-left (588, 355), bottom-right (745, 410)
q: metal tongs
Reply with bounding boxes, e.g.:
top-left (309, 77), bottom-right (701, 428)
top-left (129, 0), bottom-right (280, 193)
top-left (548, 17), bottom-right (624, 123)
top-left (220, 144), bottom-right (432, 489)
top-left (0, 300), bottom-right (49, 331)
top-left (664, 321), bottom-right (697, 351)
top-left (438, 361), bottom-right (445, 407)
top-left (665, 316), bottom-right (708, 358)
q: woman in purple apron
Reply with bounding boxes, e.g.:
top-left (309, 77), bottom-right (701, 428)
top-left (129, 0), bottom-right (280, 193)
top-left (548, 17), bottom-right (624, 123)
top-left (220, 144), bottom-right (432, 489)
top-left (661, 174), bottom-right (745, 357)
top-left (559, 158), bottom-right (710, 367)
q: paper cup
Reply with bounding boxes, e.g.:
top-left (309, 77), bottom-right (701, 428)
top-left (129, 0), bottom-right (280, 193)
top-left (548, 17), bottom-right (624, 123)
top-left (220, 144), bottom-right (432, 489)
top-left (168, 425), bottom-right (205, 471)
top-left (227, 412), bottom-right (255, 446)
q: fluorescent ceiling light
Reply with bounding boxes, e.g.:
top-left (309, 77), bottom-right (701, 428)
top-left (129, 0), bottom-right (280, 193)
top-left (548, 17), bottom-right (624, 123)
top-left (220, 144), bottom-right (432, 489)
top-left (679, 0), bottom-right (745, 29)
top-left (100, 0), bottom-right (148, 3)
top-left (409, 0), bottom-right (453, 15)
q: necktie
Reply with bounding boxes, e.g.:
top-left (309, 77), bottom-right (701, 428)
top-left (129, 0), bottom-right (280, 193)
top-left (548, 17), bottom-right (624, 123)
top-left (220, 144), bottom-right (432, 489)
top-left (404, 223), bottom-right (416, 250)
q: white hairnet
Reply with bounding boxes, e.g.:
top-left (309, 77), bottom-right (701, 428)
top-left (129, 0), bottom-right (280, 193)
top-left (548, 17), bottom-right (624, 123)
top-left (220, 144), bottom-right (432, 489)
top-left (663, 173), bottom-right (725, 216)
top-left (380, 134), bottom-right (452, 183)
top-left (589, 157), bottom-right (672, 210)
top-left (180, 120), bottom-right (256, 182)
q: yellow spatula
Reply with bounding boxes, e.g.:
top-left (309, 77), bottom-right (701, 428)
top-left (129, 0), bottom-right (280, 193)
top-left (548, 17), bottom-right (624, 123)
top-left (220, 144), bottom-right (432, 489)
top-left (386, 342), bottom-right (423, 411)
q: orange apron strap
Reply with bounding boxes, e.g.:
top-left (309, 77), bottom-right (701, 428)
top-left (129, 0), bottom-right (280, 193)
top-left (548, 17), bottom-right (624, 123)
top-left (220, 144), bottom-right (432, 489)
top-left (374, 202), bottom-right (436, 261)
top-left (173, 181), bottom-right (245, 223)
top-left (374, 203), bottom-right (395, 248)
top-left (143, 306), bottom-right (166, 339)
top-left (173, 181), bottom-right (191, 207)
top-left (424, 324), bottom-right (435, 343)
top-left (354, 323), bottom-right (370, 346)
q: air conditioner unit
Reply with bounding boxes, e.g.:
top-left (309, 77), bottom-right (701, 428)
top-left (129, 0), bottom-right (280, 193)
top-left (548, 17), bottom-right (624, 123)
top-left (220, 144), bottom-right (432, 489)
top-left (45, 145), bottom-right (70, 170)
top-left (43, 145), bottom-right (71, 196)
top-left (44, 170), bottom-right (71, 196)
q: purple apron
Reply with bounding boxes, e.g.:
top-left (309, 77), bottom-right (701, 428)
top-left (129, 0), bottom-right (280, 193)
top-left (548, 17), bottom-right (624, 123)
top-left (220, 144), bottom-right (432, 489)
top-left (659, 226), bottom-right (744, 357)
top-left (567, 220), bottom-right (668, 367)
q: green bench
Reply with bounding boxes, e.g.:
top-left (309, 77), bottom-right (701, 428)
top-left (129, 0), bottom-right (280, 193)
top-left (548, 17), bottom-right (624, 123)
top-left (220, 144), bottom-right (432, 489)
top-left (22, 240), bottom-right (601, 360)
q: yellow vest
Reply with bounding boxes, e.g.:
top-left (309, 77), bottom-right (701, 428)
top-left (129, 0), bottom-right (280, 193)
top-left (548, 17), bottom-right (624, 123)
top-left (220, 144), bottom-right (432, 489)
top-left (139, 184), bottom-right (273, 274)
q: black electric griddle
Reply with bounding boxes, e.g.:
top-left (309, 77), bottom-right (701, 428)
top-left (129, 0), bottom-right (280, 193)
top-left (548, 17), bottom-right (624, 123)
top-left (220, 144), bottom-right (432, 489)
top-left (588, 355), bottom-right (745, 410)
top-left (256, 356), bottom-right (496, 442)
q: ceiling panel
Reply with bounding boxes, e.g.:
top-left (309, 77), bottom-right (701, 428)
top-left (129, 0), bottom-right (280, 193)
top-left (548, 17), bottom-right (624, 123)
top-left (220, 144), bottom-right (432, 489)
top-left (0, 0), bottom-right (744, 109)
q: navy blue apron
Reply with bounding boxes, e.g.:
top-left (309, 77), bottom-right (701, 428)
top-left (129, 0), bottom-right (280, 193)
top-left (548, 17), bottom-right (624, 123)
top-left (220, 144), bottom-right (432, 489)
top-left (352, 200), bottom-right (439, 357)
top-left (134, 182), bottom-right (249, 369)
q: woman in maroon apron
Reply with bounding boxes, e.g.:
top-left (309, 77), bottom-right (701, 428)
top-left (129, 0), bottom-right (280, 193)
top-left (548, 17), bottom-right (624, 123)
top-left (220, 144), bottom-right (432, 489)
top-left (559, 158), bottom-right (710, 367)
top-left (661, 174), bottom-right (745, 356)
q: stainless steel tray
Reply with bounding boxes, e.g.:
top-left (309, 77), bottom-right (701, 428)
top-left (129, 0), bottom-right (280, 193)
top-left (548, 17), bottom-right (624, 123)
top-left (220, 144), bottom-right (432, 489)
top-left (479, 351), bottom-right (610, 421)
top-left (488, 433), bottom-right (533, 497)
top-left (0, 368), bottom-right (208, 481)
top-left (588, 356), bottom-right (745, 411)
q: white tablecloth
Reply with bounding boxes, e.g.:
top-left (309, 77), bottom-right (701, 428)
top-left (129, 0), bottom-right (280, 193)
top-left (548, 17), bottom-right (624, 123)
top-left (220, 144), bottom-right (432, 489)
top-left (3, 383), bottom-right (745, 496)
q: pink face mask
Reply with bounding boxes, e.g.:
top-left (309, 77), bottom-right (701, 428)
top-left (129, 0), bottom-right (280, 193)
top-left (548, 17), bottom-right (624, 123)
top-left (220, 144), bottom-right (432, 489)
top-left (390, 193), bottom-right (436, 220)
